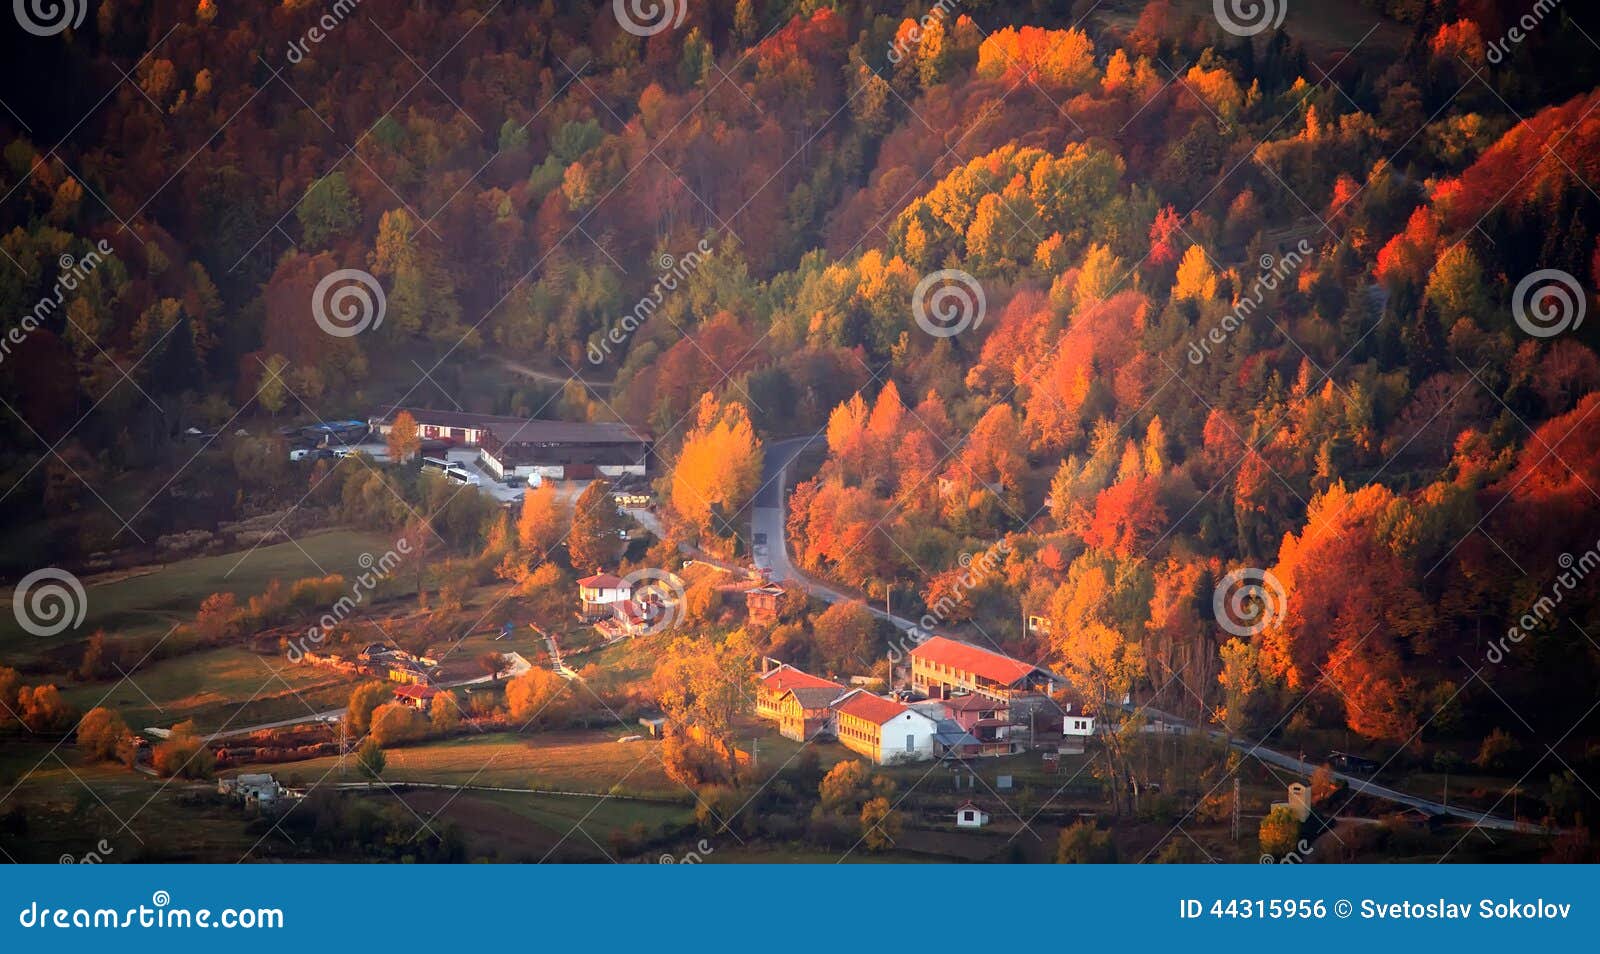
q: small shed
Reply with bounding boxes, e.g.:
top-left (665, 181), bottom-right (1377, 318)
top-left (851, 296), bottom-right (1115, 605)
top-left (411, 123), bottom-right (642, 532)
top-left (1287, 782), bottom-right (1312, 821)
top-left (955, 801), bottom-right (990, 829)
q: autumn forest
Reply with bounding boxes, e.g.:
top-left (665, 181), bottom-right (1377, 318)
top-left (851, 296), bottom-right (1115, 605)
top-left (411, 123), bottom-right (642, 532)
top-left (2, 0), bottom-right (1600, 864)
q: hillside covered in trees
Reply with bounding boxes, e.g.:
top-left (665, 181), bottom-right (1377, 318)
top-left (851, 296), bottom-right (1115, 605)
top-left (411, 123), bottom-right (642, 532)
top-left (5, 0), bottom-right (1600, 852)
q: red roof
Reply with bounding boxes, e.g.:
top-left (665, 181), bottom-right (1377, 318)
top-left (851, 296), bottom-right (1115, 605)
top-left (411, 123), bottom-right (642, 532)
top-left (394, 685), bottom-right (438, 701)
top-left (834, 691), bottom-right (909, 725)
top-left (579, 573), bottom-right (626, 588)
top-left (760, 665), bottom-right (841, 695)
top-left (911, 636), bottom-right (1038, 685)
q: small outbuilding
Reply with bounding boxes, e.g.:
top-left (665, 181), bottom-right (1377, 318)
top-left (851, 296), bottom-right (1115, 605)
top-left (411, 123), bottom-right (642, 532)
top-left (955, 801), bottom-right (991, 829)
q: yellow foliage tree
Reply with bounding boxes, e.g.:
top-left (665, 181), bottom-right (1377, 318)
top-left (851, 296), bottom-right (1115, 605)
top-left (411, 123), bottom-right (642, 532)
top-left (517, 481), bottom-right (569, 559)
top-left (671, 395), bottom-right (764, 536)
top-left (1172, 244), bottom-right (1218, 302)
top-left (976, 25), bottom-right (1097, 89)
top-left (386, 410), bottom-right (420, 463)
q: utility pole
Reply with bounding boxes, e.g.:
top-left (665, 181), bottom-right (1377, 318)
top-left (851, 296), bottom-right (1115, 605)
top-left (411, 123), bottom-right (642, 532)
top-left (1232, 777), bottom-right (1241, 841)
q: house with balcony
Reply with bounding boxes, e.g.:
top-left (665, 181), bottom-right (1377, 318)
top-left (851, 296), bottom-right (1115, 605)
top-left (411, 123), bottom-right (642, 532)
top-left (755, 659), bottom-right (842, 722)
top-left (744, 584), bottom-right (784, 626)
top-left (909, 636), bottom-right (1059, 702)
top-left (932, 693), bottom-right (1022, 756)
top-left (578, 572), bottom-right (632, 620)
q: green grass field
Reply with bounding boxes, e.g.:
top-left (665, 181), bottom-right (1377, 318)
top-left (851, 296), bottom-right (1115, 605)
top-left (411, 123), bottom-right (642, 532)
top-left (242, 729), bottom-right (683, 794)
top-left (0, 746), bottom-right (258, 863)
top-left (59, 646), bottom-right (364, 733)
top-left (0, 530), bottom-right (402, 655)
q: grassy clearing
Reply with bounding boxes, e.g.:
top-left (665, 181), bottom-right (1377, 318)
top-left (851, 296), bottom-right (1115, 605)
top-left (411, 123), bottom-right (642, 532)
top-left (59, 646), bottom-right (364, 732)
top-left (0, 530), bottom-right (401, 654)
top-left (467, 788), bottom-right (693, 832)
top-left (704, 847), bottom-right (930, 863)
top-left (241, 729), bottom-right (682, 794)
top-left (0, 745), bottom-right (258, 863)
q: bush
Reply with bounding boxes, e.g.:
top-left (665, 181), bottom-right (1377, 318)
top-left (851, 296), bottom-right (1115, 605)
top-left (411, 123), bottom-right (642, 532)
top-left (356, 738), bottom-right (385, 779)
top-left (1475, 728), bottom-right (1519, 772)
top-left (76, 707), bottom-right (130, 762)
top-left (16, 685), bottom-right (77, 735)
top-left (1258, 805), bottom-right (1301, 859)
top-left (369, 703), bottom-right (426, 746)
top-left (153, 721), bottom-right (215, 779)
top-left (1057, 820), bottom-right (1117, 863)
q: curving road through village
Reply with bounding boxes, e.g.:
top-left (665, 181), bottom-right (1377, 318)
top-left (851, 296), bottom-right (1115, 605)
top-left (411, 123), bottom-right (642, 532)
top-left (752, 434), bottom-right (1535, 834)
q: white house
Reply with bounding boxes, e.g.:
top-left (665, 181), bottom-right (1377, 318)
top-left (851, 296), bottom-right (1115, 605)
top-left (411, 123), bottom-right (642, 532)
top-left (833, 690), bottom-right (939, 764)
top-left (218, 773), bottom-right (285, 810)
top-left (578, 572), bottom-right (632, 619)
top-left (1063, 712), bottom-right (1095, 736)
top-left (955, 801), bottom-right (991, 828)
top-left (1062, 697), bottom-right (1095, 737)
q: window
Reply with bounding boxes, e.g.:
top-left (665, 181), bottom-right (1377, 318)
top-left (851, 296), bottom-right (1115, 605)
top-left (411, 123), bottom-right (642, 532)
top-left (905, 734), bottom-right (915, 752)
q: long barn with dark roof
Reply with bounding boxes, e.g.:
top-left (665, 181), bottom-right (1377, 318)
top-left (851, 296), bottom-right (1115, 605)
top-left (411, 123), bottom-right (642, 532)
top-left (370, 406), bottom-right (651, 480)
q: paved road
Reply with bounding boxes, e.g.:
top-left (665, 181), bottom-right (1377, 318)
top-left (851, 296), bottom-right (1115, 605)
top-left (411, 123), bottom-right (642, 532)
top-left (1135, 703), bottom-right (1536, 832)
top-left (759, 436), bottom-right (1534, 832)
top-left (752, 435), bottom-right (925, 632)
